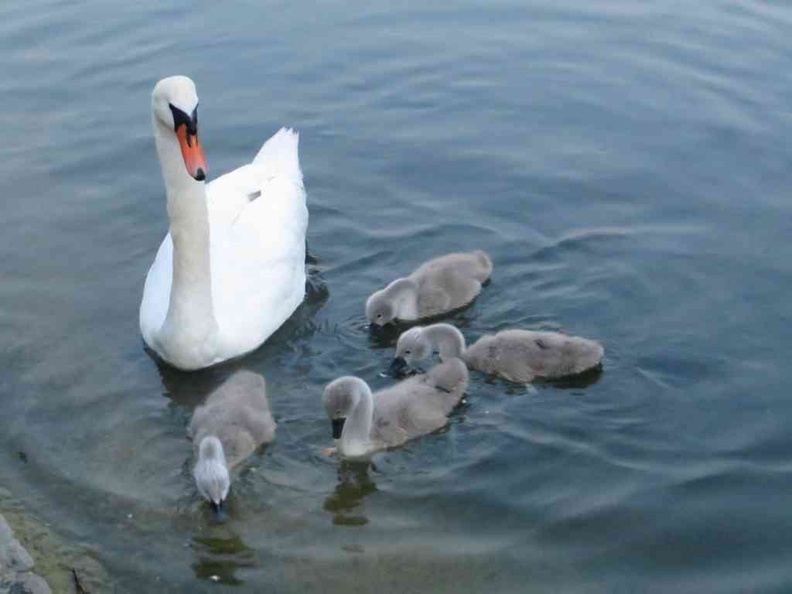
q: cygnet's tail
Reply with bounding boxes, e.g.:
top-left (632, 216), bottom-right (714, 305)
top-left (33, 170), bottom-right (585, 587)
top-left (253, 127), bottom-right (302, 183)
top-left (428, 358), bottom-right (469, 409)
top-left (571, 338), bottom-right (605, 374)
top-left (472, 250), bottom-right (494, 280)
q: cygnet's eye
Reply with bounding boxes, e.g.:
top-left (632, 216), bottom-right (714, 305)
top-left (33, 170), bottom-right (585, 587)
top-left (405, 350), bottom-right (411, 355)
top-left (377, 313), bottom-right (383, 320)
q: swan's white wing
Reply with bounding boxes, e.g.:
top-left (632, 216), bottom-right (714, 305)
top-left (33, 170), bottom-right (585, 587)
top-left (207, 129), bottom-right (308, 360)
top-left (205, 127), bottom-right (304, 229)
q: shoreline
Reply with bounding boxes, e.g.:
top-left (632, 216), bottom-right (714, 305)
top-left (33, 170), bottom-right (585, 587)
top-left (0, 488), bottom-right (111, 594)
top-left (0, 508), bottom-right (51, 593)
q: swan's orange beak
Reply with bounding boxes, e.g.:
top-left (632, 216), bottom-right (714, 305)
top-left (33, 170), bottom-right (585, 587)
top-left (170, 103), bottom-right (208, 181)
top-left (175, 125), bottom-right (207, 181)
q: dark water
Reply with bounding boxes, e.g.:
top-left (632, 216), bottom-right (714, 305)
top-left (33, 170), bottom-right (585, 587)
top-left (1, 0), bottom-right (791, 591)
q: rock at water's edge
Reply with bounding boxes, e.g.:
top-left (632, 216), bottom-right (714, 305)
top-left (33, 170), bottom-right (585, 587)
top-left (0, 512), bottom-right (51, 594)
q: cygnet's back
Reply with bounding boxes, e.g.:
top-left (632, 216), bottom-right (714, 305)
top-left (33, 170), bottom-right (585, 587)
top-left (466, 329), bottom-right (604, 383)
top-left (188, 370), bottom-right (276, 467)
top-left (372, 358), bottom-right (469, 447)
top-left (411, 251), bottom-right (492, 284)
top-left (366, 250), bottom-right (493, 325)
top-left (410, 250), bottom-right (493, 317)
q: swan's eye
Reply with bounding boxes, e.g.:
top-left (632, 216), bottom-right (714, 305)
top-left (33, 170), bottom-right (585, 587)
top-left (405, 350), bottom-right (411, 355)
top-left (377, 314), bottom-right (383, 319)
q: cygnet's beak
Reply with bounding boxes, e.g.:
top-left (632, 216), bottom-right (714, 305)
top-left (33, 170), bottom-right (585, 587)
top-left (389, 356), bottom-right (409, 377)
top-left (170, 104), bottom-right (207, 181)
top-left (210, 499), bottom-right (226, 522)
top-left (331, 418), bottom-right (346, 439)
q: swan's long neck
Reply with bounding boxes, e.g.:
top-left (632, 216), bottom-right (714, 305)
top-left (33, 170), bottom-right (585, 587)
top-left (424, 324), bottom-right (467, 361)
top-left (385, 278), bottom-right (419, 319)
top-left (340, 380), bottom-right (375, 457)
top-left (153, 118), bottom-right (218, 351)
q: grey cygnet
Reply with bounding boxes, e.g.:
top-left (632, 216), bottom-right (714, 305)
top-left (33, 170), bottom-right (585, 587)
top-left (366, 251), bottom-right (493, 325)
top-left (188, 370), bottom-right (276, 516)
top-left (394, 323), bottom-right (604, 383)
top-left (322, 359), bottom-right (469, 458)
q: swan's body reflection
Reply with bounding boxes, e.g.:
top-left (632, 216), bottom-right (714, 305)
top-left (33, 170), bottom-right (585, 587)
top-left (323, 460), bottom-right (378, 526)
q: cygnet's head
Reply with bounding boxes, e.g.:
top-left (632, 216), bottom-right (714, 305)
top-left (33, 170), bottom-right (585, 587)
top-left (365, 291), bottom-right (397, 326)
top-left (151, 75), bottom-right (208, 181)
top-left (194, 436), bottom-right (230, 514)
top-left (389, 326), bottom-right (432, 375)
top-left (395, 326), bottom-right (432, 362)
top-left (323, 377), bottom-right (366, 438)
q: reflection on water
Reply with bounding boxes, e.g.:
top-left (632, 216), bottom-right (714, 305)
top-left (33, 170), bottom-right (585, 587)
top-left (157, 358), bottom-right (234, 408)
top-left (323, 460), bottom-right (378, 527)
top-left (367, 323), bottom-right (406, 350)
top-left (544, 365), bottom-right (604, 390)
top-left (191, 531), bottom-right (258, 586)
top-left (495, 365), bottom-right (605, 396)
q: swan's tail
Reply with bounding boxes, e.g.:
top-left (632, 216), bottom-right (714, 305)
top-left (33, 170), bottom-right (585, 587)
top-left (253, 127), bottom-right (302, 182)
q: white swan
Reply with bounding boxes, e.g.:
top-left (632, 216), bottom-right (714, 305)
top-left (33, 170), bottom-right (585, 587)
top-left (139, 76), bottom-right (308, 370)
top-left (322, 359), bottom-right (469, 459)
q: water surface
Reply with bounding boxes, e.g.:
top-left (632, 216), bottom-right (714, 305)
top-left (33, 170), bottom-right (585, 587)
top-left (1, 0), bottom-right (791, 592)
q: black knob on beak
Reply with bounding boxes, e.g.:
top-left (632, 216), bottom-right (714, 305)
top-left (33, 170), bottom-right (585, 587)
top-left (210, 499), bottom-right (226, 522)
top-left (389, 356), bottom-right (408, 377)
top-left (169, 103), bottom-right (198, 134)
top-left (331, 418), bottom-right (346, 439)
